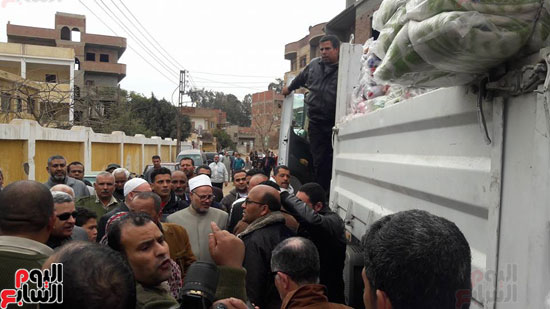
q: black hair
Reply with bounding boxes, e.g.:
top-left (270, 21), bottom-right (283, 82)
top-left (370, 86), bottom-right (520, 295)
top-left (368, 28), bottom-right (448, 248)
top-left (320, 34), bottom-right (340, 49)
top-left (362, 209), bottom-right (471, 309)
top-left (0, 180), bottom-right (54, 234)
top-left (67, 161), bottom-right (84, 173)
top-left (47, 155), bottom-right (66, 166)
top-left (195, 165), bottom-right (211, 175)
top-left (273, 165), bottom-right (289, 176)
top-left (150, 167), bottom-right (171, 183)
top-left (259, 180), bottom-right (280, 191)
top-left (180, 157), bottom-right (195, 166)
top-left (271, 237), bottom-right (320, 285)
top-left (297, 182), bottom-right (326, 209)
top-left (107, 212), bottom-right (161, 255)
top-left (246, 168), bottom-right (266, 177)
top-left (75, 207), bottom-right (97, 226)
top-left (232, 169), bottom-right (246, 178)
top-left (43, 241), bottom-right (136, 309)
top-left (152, 155), bottom-right (161, 160)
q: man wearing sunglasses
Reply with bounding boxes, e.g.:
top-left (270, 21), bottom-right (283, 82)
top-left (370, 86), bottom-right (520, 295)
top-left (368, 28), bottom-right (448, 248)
top-left (238, 184), bottom-right (295, 309)
top-left (167, 174), bottom-right (228, 263)
top-left (46, 191), bottom-right (80, 249)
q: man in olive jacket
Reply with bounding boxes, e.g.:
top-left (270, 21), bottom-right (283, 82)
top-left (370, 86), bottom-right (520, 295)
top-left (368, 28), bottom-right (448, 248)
top-left (0, 181), bottom-right (55, 301)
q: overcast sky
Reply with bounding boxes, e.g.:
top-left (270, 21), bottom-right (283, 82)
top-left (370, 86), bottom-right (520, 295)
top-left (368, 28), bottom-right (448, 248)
top-left (0, 0), bottom-right (345, 102)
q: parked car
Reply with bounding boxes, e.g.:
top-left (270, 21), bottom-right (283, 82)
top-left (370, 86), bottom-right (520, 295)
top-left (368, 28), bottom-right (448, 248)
top-left (176, 149), bottom-right (207, 167)
top-left (205, 152), bottom-right (217, 164)
top-left (141, 163), bottom-right (180, 178)
top-left (83, 171), bottom-right (101, 185)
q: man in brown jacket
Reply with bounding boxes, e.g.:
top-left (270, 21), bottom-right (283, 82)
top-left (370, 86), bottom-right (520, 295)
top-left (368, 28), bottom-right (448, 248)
top-left (271, 237), bottom-right (351, 309)
top-left (127, 191), bottom-right (196, 277)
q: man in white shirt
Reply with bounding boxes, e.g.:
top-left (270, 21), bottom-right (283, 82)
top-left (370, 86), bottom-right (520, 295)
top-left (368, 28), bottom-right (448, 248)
top-left (208, 154), bottom-right (228, 189)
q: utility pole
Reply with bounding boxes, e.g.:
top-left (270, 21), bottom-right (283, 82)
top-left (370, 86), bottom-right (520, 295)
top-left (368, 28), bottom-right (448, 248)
top-left (176, 70), bottom-right (187, 153)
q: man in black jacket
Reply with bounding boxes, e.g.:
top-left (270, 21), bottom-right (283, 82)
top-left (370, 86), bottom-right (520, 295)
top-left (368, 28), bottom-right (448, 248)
top-left (280, 182), bottom-right (346, 303)
top-left (239, 184), bottom-right (294, 309)
top-left (282, 35), bottom-right (340, 192)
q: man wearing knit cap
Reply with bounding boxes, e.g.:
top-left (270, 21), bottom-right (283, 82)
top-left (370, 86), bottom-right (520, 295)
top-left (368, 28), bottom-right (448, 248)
top-left (96, 178), bottom-right (151, 241)
top-left (167, 174), bottom-right (228, 263)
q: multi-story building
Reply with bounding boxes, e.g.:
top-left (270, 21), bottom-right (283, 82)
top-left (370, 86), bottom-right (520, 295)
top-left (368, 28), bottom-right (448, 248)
top-left (0, 42), bottom-right (74, 126)
top-left (251, 90), bottom-right (283, 151)
top-left (226, 125), bottom-right (256, 154)
top-left (180, 106), bottom-right (227, 152)
top-left (283, 22), bottom-right (327, 87)
top-left (325, 0), bottom-right (381, 45)
top-left (6, 12), bottom-right (127, 123)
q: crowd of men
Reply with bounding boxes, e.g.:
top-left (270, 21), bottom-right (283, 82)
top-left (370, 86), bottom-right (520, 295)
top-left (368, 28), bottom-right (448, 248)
top-left (0, 152), bottom-right (473, 309)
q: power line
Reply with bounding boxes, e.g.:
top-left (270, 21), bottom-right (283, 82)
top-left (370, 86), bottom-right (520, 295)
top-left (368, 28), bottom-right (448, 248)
top-left (109, 0), bottom-right (181, 75)
top-left (118, 0), bottom-right (187, 70)
top-left (191, 71), bottom-right (280, 78)
top-left (78, 0), bottom-right (177, 85)
top-left (94, 0), bottom-right (178, 78)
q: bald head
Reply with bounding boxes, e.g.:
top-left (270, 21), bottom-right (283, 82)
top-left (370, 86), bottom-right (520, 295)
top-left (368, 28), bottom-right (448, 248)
top-left (249, 184), bottom-right (281, 211)
top-left (0, 181), bottom-right (54, 236)
top-left (249, 174), bottom-right (269, 191)
top-left (50, 184), bottom-right (75, 198)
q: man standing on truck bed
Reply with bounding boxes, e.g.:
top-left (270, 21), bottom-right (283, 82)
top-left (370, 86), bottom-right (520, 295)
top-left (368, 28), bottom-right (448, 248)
top-left (282, 35), bottom-right (340, 192)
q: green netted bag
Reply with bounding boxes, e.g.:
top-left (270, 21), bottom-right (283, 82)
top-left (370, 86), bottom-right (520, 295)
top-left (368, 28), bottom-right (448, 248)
top-left (406, 0), bottom-right (542, 21)
top-left (375, 11), bottom-right (533, 86)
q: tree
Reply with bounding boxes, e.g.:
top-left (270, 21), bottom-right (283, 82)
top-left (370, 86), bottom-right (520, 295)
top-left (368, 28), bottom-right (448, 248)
top-left (268, 78), bottom-right (284, 93)
top-left (213, 128), bottom-right (236, 151)
top-left (128, 92), bottom-right (191, 140)
top-left (0, 76), bottom-right (73, 128)
top-left (189, 89), bottom-right (251, 127)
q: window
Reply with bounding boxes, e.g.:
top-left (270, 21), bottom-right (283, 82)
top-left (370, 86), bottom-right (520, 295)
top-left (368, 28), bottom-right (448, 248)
top-left (16, 97), bottom-right (22, 112)
top-left (71, 28), bottom-right (81, 42)
top-left (1, 93), bottom-right (11, 112)
top-left (27, 97), bottom-right (35, 113)
top-left (86, 53), bottom-right (95, 61)
top-left (45, 74), bottom-right (57, 83)
top-left (60, 26), bottom-right (71, 40)
top-left (74, 86), bottom-right (80, 98)
top-left (75, 58), bottom-right (81, 70)
top-left (100, 54), bottom-right (109, 62)
top-left (300, 56), bottom-right (307, 68)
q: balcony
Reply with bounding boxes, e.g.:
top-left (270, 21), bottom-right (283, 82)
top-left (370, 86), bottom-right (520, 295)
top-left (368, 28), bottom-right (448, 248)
top-left (83, 33), bottom-right (126, 57)
top-left (77, 85), bottom-right (119, 101)
top-left (80, 61), bottom-right (126, 81)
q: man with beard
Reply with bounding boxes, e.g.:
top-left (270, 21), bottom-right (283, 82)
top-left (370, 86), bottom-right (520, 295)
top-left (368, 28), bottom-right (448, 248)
top-left (44, 155), bottom-right (90, 199)
top-left (167, 174), bottom-right (227, 263)
top-left (76, 172), bottom-right (120, 218)
top-left (170, 170), bottom-right (189, 203)
top-left (112, 167), bottom-right (130, 202)
top-left (179, 157), bottom-right (195, 180)
top-left (150, 167), bottom-right (186, 220)
top-left (96, 178), bottom-right (152, 242)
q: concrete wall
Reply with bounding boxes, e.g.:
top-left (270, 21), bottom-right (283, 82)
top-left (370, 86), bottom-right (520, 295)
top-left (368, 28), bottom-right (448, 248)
top-left (84, 72), bottom-right (118, 87)
top-left (0, 119), bottom-right (177, 186)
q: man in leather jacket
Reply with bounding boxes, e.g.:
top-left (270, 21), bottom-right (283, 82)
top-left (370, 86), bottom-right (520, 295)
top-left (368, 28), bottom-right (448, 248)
top-left (280, 182), bottom-right (346, 303)
top-left (282, 35), bottom-right (340, 192)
